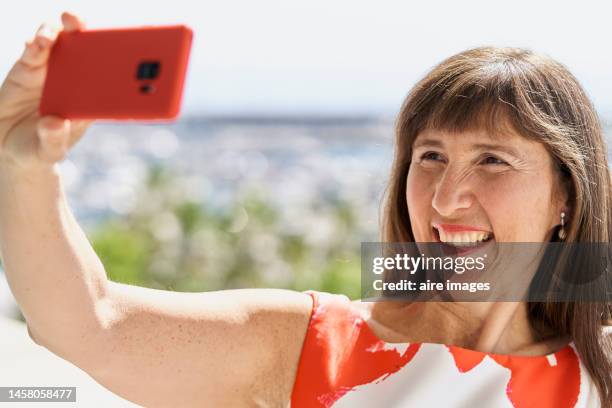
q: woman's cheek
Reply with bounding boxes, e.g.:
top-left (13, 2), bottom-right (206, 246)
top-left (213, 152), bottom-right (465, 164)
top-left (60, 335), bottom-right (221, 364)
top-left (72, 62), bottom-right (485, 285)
top-left (406, 177), bottom-right (429, 240)
top-left (474, 175), bottom-right (529, 241)
top-left (406, 169), bottom-right (435, 211)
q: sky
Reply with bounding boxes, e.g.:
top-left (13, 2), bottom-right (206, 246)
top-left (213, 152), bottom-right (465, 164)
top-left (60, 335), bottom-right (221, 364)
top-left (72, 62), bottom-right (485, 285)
top-left (1, 1), bottom-right (611, 118)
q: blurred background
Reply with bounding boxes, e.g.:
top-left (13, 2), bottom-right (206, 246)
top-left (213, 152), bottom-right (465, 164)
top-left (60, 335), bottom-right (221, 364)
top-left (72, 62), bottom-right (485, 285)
top-left (1, 0), bottom-right (611, 319)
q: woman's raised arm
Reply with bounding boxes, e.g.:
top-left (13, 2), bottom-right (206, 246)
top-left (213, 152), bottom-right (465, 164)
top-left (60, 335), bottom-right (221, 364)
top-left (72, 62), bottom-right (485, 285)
top-left (0, 12), bottom-right (312, 407)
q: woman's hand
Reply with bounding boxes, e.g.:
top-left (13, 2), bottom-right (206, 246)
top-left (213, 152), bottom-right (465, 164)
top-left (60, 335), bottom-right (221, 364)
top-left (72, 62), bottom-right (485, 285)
top-left (0, 12), bottom-right (92, 174)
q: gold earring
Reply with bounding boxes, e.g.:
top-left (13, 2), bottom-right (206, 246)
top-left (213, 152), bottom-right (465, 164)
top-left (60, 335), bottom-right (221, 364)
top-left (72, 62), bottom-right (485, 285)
top-left (558, 211), bottom-right (567, 240)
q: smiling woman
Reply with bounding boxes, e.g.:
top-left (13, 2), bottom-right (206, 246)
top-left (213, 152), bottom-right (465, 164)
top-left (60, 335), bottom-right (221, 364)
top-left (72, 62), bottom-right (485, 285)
top-left (0, 12), bottom-right (610, 408)
top-left (378, 47), bottom-right (612, 407)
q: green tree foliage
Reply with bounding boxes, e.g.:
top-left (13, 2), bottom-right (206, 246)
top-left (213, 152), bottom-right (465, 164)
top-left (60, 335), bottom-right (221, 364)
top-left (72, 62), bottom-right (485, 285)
top-left (90, 164), bottom-right (363, 299)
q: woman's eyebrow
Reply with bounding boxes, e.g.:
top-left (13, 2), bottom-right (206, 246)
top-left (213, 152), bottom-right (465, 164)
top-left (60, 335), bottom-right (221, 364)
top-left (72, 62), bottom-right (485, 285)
top-left (413, 138), bottom-right (443, 149)
top-left (471, 143), bottom-right (523, 158)
top-left (413, 139), bottom-right (523, 158)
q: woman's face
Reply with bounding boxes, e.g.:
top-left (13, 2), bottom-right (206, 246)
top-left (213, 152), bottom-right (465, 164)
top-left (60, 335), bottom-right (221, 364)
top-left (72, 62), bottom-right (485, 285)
top-left (406, 127), bottom-right (569, 243)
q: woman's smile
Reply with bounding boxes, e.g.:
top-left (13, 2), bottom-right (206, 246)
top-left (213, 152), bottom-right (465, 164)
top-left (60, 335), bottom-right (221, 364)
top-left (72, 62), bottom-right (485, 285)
top-left (431, 224), bottom-right (495, 257)
top-left (432, 223), bottom-right (493, 244)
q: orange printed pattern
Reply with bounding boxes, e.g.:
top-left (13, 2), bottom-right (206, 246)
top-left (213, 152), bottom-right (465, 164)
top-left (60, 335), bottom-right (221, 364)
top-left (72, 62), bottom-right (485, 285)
top-left (291, 291), bottom-right (583, 407)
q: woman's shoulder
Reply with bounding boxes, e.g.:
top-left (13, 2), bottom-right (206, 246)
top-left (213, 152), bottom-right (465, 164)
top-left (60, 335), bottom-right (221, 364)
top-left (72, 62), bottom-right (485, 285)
top-left (300, 291), bottom-right (410, 343)
top-left (301, 290), bottom-right (368, 331)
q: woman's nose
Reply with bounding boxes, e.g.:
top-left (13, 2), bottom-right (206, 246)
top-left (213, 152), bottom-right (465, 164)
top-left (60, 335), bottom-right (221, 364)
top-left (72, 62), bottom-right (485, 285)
top-left (431, 166), bottom-right (474, 217)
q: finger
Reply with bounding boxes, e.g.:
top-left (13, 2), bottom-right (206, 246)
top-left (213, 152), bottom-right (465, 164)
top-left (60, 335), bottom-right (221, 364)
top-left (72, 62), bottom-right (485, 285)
top-left (0, 14), bottom-right (85, 114)
top-left (13, 12), bottom-right (84, 74)
top-left (67, 119), bottom-right (94, 149)
top-left (61, 12), bottom-right (86, 32)
top-left (19, 24), bottom-right (59, 69)
top-left (37, 116), bottom-right (70, 163)
top-left (1, 23), bottom-right (60, 98)
top-left (0, 11), bottom-right (83, 108)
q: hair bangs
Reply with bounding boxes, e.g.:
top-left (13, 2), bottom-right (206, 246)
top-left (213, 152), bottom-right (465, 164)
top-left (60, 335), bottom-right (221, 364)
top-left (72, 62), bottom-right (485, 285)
top-left (417, 75), bottom-right (528, 142)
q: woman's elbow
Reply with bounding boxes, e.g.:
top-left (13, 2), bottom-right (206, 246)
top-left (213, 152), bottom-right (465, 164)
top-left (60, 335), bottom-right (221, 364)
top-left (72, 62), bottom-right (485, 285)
top-left (25, 299), bottom-right (117, 378)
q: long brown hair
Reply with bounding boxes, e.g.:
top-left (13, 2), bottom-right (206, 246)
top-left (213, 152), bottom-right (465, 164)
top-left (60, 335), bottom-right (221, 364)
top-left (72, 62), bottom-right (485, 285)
top-left (381, 47), bottom-right (612, 406)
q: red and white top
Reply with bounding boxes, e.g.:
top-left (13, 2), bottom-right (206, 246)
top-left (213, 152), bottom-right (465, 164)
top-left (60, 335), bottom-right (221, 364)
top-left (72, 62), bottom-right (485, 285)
top-left (291, 290), bottom-right (601, 407)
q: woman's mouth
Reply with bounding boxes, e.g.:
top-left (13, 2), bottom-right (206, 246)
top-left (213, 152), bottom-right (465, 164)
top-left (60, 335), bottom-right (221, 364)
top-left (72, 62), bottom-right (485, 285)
top-left (432, 226), bottom-right (494, 257)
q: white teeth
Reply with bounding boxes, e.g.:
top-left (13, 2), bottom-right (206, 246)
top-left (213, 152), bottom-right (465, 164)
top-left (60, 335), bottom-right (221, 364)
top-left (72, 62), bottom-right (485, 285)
top-left (437, 229), bottom-right (491, 247)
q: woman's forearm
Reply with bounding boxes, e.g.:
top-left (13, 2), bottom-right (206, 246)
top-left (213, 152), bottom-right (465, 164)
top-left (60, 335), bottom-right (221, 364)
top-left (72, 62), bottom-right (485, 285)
top-left (0, 162), bottom-right (111, 367)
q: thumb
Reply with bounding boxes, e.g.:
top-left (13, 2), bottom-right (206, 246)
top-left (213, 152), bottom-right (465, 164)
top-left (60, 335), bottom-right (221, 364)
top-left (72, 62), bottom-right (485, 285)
top-left (37, 116), bottom-right (70, 163)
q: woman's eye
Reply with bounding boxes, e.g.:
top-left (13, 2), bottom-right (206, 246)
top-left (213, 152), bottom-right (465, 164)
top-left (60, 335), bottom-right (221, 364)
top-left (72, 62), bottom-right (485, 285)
top-left (420, 152), bottom-right (444, 162)
top-left (481, 155), bottom-right (508, 166)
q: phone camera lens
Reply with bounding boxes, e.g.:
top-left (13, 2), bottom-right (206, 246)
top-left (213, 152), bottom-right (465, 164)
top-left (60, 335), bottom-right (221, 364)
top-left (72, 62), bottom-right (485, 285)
top-left (136, 61), bottom-right (161, 80)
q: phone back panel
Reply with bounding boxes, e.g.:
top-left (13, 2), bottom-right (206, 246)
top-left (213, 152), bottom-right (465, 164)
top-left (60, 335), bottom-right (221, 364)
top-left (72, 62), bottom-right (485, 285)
top-left (40, 25), bottom-right (193, 121)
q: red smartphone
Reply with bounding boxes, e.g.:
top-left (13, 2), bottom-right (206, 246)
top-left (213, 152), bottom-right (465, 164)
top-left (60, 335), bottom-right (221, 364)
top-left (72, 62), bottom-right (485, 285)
top-left (39, 25), bottom-right (193, 121)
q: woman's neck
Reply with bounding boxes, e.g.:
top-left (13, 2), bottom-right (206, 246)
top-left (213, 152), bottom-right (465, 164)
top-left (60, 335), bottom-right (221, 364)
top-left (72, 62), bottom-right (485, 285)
top-left (363, 300), bottom-right (569, 356)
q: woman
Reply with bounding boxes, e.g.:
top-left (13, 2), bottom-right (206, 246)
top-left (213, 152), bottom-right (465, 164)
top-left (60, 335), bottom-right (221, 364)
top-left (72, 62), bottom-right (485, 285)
top-left (0, 12), bottom-right (610, 407)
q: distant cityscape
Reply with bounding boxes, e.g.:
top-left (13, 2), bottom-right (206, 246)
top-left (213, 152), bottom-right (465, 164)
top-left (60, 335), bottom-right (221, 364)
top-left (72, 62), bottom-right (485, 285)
top-left (61, 115), bottom-right (396, 234)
